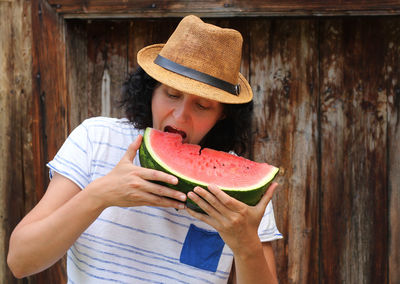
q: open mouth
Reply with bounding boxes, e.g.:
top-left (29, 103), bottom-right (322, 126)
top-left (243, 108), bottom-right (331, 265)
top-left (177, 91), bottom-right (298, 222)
top-left (164, 126), bottom-right (187, 140)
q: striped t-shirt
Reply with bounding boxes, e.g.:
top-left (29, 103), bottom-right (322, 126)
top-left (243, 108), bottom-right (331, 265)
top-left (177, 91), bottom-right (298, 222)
top-left (47, 117), bottom-right (283, 284)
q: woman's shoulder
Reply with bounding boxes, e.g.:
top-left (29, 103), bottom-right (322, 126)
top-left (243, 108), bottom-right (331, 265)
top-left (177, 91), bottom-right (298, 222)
top-left (80, 116), bottom-right (130, 127)
top-left (79, 116), bottom-right (137, 131)
top-left (77, 116), bottom-right (143, 140)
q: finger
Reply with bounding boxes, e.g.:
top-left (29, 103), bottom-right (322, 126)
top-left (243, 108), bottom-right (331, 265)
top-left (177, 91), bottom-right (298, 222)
top-left (137, 190), bottom-right (186, 210)
top-left (149, 194), bottom-right (186, 210)
top-left (206, 184), bottom-right (243, 212)
top-left (142, 180), bottom-right (186, 202)
top-left (191, 185), bottom-right (233, 215)
top-left (256, 182), bottom-right (278, 213)
top-left (137, 167), bottom-right (178, 185)
top-left (187, 188), bottom-right (221, 217)
top-left (124, 135), bottom-right (142, 162)
top-left (185, 207), bottom-right (213, 226)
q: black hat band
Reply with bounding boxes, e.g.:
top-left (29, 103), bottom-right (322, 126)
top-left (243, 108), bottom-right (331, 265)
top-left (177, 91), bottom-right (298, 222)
top-left (154, 55), bottom-right (240, 96)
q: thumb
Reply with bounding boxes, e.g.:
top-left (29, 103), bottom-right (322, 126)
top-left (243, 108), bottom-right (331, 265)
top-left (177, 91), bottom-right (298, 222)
top-left (124, 135), bottom-right (143, 162)
top-left (256, 182), bottom-right (278, 213)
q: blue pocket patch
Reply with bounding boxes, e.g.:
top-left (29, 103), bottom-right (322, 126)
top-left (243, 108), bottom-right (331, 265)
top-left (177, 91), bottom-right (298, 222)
top-left (180, 224), bottom-right (225, 272)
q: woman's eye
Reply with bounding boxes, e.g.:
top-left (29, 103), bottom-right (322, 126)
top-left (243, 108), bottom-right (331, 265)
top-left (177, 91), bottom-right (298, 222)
top-left (197, 103), bottom-right (210, 110)
top-left (167, 93), bottom-right (179, 99)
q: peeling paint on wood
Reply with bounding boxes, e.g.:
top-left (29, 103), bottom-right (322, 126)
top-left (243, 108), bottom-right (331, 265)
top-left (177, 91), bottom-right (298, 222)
top-left (101, 67), bottom-right (111, 116)
top-left (319, 18), bottom-right (389, 284)
top-left (86, 21), bottom-right (129, 119)
top-left (248, 19), bottom-right (319, 284)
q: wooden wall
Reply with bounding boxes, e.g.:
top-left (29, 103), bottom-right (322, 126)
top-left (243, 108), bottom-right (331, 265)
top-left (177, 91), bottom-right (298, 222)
top-left (1, 1), bottom-right (399, 283)
top-left (1, 0), bottom-right (68, 283)
top-left (0, 0), bottom-right (33, 281)
top-left (65, 17), bottom-right (399, 284)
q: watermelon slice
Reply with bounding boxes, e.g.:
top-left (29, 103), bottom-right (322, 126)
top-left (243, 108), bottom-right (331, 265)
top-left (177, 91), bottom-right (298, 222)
top-left (139, 127), bottom-right (279, 211)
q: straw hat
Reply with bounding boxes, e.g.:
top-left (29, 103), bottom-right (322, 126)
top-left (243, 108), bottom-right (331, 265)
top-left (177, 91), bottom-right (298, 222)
top-left (137, 15), bottom-right (253, 104)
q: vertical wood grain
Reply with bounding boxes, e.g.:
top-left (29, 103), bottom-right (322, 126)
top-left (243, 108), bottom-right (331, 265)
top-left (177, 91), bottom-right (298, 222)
top-left (249, 18), bottom-right (319, 284)
top-left (319, 18), bottom-right (388, 284)
top-left (127, 18), bottom-right (178, 74)
top-left (222, 19), bottom-right (252, 158)
top-left (0, 0), bottom-right (34, 282)
top-left (127, 20), bottom-right (159, 74)
top-left (30, 0), bottom-right (68, 282)
top-left (66, 20), bottom-right (88, 130)
top-left (318, 19), bottom-right (348, 283)
top-left (386, 17), bottom-right (400, 284)
top-left (4, 13), bottom-right (398, 284)
top-left (86, 21), bottom-right (129, 119)
top-left (0, 3), bottom-right (15, 281)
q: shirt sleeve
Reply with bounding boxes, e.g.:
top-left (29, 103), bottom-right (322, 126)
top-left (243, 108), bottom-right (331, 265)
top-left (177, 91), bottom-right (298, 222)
top-left (47, 120), bottom-right (92, 190)
top-left (258, 202), bottom-right (283, 242)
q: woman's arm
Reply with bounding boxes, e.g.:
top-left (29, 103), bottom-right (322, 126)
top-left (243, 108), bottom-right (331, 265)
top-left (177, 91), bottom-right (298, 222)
top-left (228, 242), bottom-right (278, 284)
top-left (7, 173), bottom-right (101, 278)
top-left (7, 136), bottom-right (186, 278)
top-left (186, 183), bottom-right (279, 284)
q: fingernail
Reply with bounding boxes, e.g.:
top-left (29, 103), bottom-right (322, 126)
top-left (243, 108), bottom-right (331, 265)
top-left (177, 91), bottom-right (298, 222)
top-left (178, 203), bottom-right (185, 210)
top-left (179, 194), bottom-right (186, 201)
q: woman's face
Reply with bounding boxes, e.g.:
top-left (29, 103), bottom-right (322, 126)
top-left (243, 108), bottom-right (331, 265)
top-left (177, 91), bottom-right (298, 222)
top-left (151, 84), bottom-right (224, 145)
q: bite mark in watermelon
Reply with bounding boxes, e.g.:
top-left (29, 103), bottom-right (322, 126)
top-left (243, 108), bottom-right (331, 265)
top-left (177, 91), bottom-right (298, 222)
top-left (139, 127), bottom-right (279, 211)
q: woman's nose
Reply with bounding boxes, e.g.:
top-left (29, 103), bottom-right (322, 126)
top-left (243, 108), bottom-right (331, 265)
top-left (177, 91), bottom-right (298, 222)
top-left (173, 102), bottom-right (189, 122)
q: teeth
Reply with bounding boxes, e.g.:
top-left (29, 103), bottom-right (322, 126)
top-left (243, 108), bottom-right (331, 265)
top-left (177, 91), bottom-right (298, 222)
top-left (164, 126), bottom-right (187, 139)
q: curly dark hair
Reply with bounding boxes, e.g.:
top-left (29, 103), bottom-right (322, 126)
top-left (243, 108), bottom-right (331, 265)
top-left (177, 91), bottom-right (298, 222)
top-left (120, 67), bottom-right (253, 155)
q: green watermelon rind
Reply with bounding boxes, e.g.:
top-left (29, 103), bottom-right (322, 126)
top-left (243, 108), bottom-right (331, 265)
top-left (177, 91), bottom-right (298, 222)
top-left (139, 128), bottom-right (279, 212)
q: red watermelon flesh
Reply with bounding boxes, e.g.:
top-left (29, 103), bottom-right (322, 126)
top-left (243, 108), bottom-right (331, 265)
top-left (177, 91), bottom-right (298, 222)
top-left (146, 128), bottom-right (278, 190)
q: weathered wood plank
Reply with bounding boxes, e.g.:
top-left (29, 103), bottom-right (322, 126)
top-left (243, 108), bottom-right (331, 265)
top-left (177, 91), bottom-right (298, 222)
top-left (68, 18), bottom-right (179, 128)
top-left (318, 19), bottom-right (348, 283)
top-left (225, 19), bottom-right (251, 90)
top-left (45, 0), bottom-right (400, 18)
top-left (66, 20), bottom-right (89, 130)
top-left (0, 0), bottom-right (34, 283)
top-left (29, 0), bottom-right (68, 282)
top-left (319, 18), bottom-right (389, 284)
top-left (386, 18), bottom-right (400, 284)
top-left (127, 20), bottom-right (149, 73)
top-left (4, 13), bottom-right (398, 284)
top-left (0, 3), bottom-right (15, 282)
top-left (86, 21), bottom-right (129, 119)
top-left (249, 18), bottom-right (319, 284)
top-left (127, 19), bottom-right (178, 71)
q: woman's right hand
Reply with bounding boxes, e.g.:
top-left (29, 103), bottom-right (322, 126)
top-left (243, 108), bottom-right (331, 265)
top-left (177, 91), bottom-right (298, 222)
top-left (85, 135), bottom-right (187, 210)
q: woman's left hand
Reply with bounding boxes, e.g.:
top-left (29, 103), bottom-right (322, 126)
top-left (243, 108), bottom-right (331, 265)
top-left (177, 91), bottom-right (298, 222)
top-left (185, 182), bottom-right (278, 253)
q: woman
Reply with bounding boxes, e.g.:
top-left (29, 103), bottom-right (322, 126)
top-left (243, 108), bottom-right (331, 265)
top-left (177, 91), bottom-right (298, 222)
top-left (8, 15), bottom-right (282, 283)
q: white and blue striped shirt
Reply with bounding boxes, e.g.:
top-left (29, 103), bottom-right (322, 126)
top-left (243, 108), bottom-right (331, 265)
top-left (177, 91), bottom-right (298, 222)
top-left (48, 117), bottom-right (282, 284)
